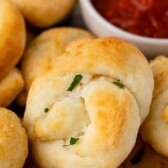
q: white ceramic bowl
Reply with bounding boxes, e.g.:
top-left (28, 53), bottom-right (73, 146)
top-left (79, 0), bottom-right (168, 58)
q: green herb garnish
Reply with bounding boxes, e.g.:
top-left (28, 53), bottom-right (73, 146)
top-left (44, 108), bottom-right (49, 113)
top-left (112, 81), bottom-right (125, 89)
top-left (64, 137), bottom-right (79, 146)
top-left (130, 146), bottom-right (145, 165)
top-left (67, 74), bottom-right (82, 91)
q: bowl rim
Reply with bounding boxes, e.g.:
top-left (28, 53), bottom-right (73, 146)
top-left (80, 0), bottom-right (168, 44)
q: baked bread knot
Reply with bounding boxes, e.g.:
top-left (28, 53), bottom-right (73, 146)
top-left (0, 68), bottom-right (24, 107)
top-left (21, 27), bottom-right (94, 92)
top-left (0, 0), bottom-right (26, 80)
top-left (23, 37), bottom-right (153, 168)
top-left (53, 37), bottom-right (153, 123)
top-left (0, 108), bottom-right (28, 168)
top-left (141, 56), bottom-right (168, 157)
top-left (10, 0), bottom-right (77, 27)
top-left (122, 136), bottom-right (168, 168)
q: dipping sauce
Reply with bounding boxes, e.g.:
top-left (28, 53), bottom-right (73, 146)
top-left (91, 0), bottom-right (168, 38)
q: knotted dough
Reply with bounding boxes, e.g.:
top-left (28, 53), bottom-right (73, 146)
top-left (21, 27), bottom-right (94, 91)
top-left (24, 37), bottom-right (153, 168)
top-left (141, 56), bottom-right (168, 157)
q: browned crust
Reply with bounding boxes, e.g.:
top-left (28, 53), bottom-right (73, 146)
top-left (0, 0), bottom-right (26, 80)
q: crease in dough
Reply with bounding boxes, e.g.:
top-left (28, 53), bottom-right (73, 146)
top-left (23, 37), bottom-right (153, 168)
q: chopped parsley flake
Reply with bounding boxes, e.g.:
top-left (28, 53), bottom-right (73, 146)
top-left (67, 74), bottom-right (82, 91)
top-left (112, 81), bottom-right (125, 89)
top-left (64, 137), bottom-right (79, 146)
top-left (44, 108), bottom-right (49, 113)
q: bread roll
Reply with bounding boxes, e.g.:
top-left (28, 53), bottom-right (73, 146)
top-left (10, 0), bottom-right (77, 27)
top-left (24, 37), bottom-right (153, 168)
top-left (26, 76), bottom-right (140, 168)
top-left (0, 0), bottom-right (26, 80)
top-left (141, 56), bottom-right (168, 157)
top-left (50, 37), bottom-right (153, 122)
top-left (21, 27), bottom-right (94, 91)
top-left (0, 68), bottom-right (24, 107)
top-left (122, 136), bottom-right (168, 168)
top-left (0, 108), bottom-right (28, 168)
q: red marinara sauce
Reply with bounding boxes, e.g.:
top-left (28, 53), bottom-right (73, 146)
top-left (91, 0), bottom-right (168, 38)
